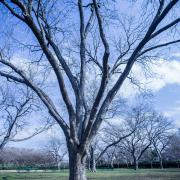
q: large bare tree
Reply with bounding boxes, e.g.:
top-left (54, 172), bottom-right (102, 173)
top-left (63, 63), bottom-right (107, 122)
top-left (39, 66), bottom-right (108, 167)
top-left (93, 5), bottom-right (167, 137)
top-left (0, 0), bottom-right (179, 179)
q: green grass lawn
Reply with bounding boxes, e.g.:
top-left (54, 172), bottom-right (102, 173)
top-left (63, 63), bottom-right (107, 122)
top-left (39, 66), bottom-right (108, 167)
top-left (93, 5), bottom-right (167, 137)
top-left (0, 168), bottom-right (180, 180)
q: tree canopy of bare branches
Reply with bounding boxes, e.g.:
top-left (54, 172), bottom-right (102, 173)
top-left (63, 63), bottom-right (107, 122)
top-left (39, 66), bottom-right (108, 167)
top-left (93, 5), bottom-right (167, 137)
top-left (0, 1), bottom-right (179, 179)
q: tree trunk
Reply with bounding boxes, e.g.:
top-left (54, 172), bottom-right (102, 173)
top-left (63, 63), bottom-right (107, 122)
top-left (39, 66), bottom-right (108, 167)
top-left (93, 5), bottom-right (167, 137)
top-left (150, 161), bottom-right (153, 169)
top-left (69, 150), bottom-right (87, 180)
top-left (90, 160), bottom-right (96, 172)
top-left (177, 162), bottom-right (179, 168)
top-left (90, 146), bottom-right (96, 172)
top-left (159, 157), bottom-right (163, 169)
top-left (126, 161), bottom-right (129, 168)
top-left (135, 161), bottom-right (139, 170)
top-left (133, 158), bottom-right (138, 170)
top-left (57, 161), bottom-right (61, 170)
top-left (110, 158), bottom-right (114, 169)
top-left (2, 162), bottom-right (4, 170)
top-left (88, 157), bottom-right (90, 171)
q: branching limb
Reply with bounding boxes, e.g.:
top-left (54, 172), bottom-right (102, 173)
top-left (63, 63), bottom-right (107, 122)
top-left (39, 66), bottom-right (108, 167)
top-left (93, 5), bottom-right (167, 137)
top-left (139, 39), bottom-right (180, 56)
top-left (0, 59), bottom-right (70, 137)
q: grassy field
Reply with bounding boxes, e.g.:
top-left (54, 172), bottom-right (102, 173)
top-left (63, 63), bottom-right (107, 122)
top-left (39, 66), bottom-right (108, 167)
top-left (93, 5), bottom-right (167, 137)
top-left (0, 168), bottom-right (180, 180)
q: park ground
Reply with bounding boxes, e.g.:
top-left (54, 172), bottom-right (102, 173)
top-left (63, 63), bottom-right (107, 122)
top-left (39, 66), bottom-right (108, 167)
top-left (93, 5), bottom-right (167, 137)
top-left (0, 168), bottom-right (180, 180)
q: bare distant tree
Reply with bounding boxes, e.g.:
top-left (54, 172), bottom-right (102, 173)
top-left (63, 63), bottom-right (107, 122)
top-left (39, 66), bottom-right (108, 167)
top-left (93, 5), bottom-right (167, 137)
top-left (115, 144), bottom-right (133, 168)
top-left (164, 129), bottom-right (180, 168)
top-left (0, 147), bottom-right (56, 169)
top-left (150, 114), bottom-right (173, 169)
top-left (121, 107), bottom-right (153, 170)
top-left (0, 1), bottom-right (179, 179)
top-left (88, 98), bottom-right (130, 172)
top-left (141, 147), bottom-right (157, 168)
top-left (153, 135), bottom-right (171, 169)
top-left (45, 137), bottom-right (67, 170)
top-left (120, 104), bottom-right (172, 170)
top-left (88, 119), bottom-right (136, 171)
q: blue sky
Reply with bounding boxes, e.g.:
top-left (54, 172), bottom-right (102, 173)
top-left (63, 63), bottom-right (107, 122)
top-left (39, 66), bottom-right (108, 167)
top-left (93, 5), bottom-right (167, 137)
top-left (155, 84), bottom-right (180, 127)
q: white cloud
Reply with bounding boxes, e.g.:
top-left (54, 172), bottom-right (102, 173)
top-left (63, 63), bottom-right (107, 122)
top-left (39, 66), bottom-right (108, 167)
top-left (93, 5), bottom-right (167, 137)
top-left (10, 54), bottom-right (180, 99)
top-left (172, 52), bottom-right (180, 58)
top-left (149, 60), bottom-right (180, 90)
top-left (119, 59), bottom-right (180, 97)
top-left (164, 106), bottom-right (180, 117)
top-left (164, 108), bottom-right (180, 128)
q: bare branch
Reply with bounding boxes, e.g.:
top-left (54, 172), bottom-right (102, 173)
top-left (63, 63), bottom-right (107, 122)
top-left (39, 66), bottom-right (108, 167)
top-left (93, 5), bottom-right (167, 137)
top-left (0, 0), bottom-right (25, 21)
top-left (150, 18), bottom-right (180, 39)
top-left (139, 39), bottom-right (180, 56)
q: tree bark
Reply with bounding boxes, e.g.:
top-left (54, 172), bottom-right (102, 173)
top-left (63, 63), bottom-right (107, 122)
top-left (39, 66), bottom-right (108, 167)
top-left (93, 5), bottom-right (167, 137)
top-left (69, 150), bottom-right (87, 180)
top-left (57, 161), bottom-right (61, 170)
top-left (90, 160), bottom-right (96, 172)
top-left (150, 161), bottom-right (153, 169)
top-left (89, 146), bottom-right (96, 172)
top-left (159, 157), bottom-right (163, 169)
top-left (88, 157), bottom-right (90, 171)
top-left (126, 161), bottom-right (129, 168)
top-left (110, 158), bottom-right (114, 169)
top-left (133, 158), bottom-right (139, 170)
top-left (176, 162), bottom-right (179, 168)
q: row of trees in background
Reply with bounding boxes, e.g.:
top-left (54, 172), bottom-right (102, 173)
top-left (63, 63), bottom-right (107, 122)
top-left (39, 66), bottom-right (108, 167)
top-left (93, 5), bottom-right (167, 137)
top-left (0, 102), bottom-right (179, 171)
top-left (107, 129), bottom-right (179, 169)
top-left (88, 103), bottom-right (179, 171)
top-left (0, 127), bottom-right (179, 171)
top-left (0, 138), bottom-right (67, 170)
top-left (93, 128), bottom-right (180, 170)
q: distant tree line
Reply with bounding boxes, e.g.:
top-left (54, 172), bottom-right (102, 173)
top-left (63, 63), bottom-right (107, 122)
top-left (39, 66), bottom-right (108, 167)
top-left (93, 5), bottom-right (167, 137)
top-left (94, 129), bottom-right (180, 170)
top-left (94, 130), bottom-right (180, 168)
top-left (0, 144), bottom-right (68, 170)
top-left (0, 105), bottom-right (179, 171)
top-left (87, 102), bottom-right (180, 171)
top-left (0, 129), bottom-right (179, 171)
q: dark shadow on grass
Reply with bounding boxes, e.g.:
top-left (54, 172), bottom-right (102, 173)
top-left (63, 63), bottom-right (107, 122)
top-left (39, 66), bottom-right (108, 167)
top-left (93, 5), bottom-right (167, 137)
top-left (2, 177), bottom-right (8, 180)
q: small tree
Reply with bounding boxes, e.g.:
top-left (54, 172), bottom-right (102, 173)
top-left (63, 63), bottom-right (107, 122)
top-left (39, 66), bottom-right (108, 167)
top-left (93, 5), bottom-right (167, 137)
top-left (153, 136), bottom-right (169, 169)
top-left (141, 147), bottom-right (157, 168)
top-left (45, 137), bottom-right (67, 170)
top-left (164, 129), bottom-right (180, 168)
